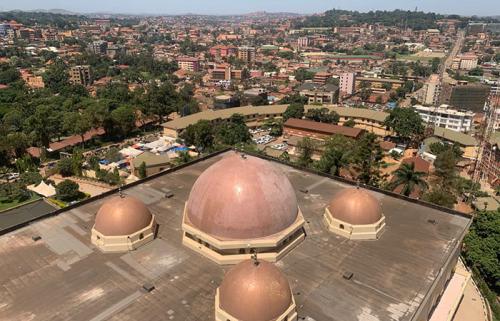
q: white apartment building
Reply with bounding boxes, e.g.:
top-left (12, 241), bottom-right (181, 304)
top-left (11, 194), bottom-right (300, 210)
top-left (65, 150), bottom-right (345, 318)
top-left (414, 104), bottom-right (475, 133)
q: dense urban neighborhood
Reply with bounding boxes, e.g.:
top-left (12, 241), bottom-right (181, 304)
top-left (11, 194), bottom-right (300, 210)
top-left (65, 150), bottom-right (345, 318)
top-left (0, 6), bottom-right (499, 321)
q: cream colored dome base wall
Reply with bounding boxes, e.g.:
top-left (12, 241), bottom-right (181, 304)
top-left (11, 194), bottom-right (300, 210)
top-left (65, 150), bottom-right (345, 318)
top-left (182, 204), bottom-right (306, 265)
top-left (215, 289), bottom-right (298, 321)
top-left (324, 208), bottom-right (385, 240)
top-left (91, 216), bottom-right (157, 253)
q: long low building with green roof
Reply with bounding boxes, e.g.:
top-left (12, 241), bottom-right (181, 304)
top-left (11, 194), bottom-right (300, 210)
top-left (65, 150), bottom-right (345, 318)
top-left (161, 104), bottom-right (392, 138)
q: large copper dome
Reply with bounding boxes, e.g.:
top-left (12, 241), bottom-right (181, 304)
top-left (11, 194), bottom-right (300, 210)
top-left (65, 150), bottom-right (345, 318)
top-left (328, 188), bottom-right (382, 225)
top-left (94, 196), bottom-right (153, 236)
top-left (219, 259), bottom-right (293, 321)
top-left (186, 152), bottom-right (298, 239)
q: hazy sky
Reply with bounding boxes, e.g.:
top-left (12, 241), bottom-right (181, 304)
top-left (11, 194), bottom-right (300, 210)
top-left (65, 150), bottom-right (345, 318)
top-left (0, 0), bottom-right (498, 16)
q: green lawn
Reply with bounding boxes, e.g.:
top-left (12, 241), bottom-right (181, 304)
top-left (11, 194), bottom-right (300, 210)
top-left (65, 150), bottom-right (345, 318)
top-left (0, 194), bottom-right (41, 212)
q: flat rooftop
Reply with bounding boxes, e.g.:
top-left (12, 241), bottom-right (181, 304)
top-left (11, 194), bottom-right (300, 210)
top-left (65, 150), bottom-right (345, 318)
top-left (0, 151), bottom-right (471, 321)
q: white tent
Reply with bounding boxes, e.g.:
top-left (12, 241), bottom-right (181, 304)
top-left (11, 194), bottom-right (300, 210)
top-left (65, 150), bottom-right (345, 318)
top-left (119, 147), bottom-right (144, 158)
top-left (27, 181), bottom-right (56, 197)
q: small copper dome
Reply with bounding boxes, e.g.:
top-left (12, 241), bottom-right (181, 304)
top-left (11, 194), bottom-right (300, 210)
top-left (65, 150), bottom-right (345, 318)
top-left (328, 188), bottom-right (382, 225)
top-left (94, 196), bottom-right (153, 236)
top-left (219, 259), bottom-right (293, 321)
top-left (186, 152), bottom-right (298, 239)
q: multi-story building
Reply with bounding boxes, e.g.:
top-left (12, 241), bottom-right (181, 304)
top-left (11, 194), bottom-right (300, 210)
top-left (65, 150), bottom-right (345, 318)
top-left (298, 83), bottom-right (339, 104)
top-left (237, 46), bottom-right (256, 64)
top-left (312, 72), bottom-right (331, 85)
top-left (414, 104), bottom-right (475, 133)
top-left (106, 45), bottom-right (125, 59)
top-left (0, 23), bottom-right (10, 37)
top-left (421, 74), bottom-right (441, 105)
top-left (69, 65), bottom-right (92, 87)
top-left (458, 54), bottom-right (478, 70)
top-left (297, 37), bottom-right (309, 48)
top-left (339, 72), bottom-right (356, 96)
top-left (481, 132), bottom-right (500, 187)
top-left (88, 40), bottom-right (108, 55)
top-left (209, 45), bottom-right (237, 58)
top-left (176, 56), bottom-right (200, 72)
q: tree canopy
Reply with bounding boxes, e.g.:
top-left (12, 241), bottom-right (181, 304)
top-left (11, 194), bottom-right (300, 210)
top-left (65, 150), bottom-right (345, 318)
top-left (384, 107), bottom-right (424, 140)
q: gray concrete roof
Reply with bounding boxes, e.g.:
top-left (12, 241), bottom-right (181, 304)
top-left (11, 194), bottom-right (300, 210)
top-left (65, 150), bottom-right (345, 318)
top-left (0, 152), bottom-right (471, 321)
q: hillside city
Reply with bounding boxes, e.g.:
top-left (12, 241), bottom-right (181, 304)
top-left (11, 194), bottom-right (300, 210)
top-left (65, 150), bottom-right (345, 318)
top-left (0, 6), bottom-right (499, 321)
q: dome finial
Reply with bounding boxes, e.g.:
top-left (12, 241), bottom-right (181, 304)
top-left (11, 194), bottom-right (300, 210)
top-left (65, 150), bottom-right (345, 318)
top-left (251, 249), bottom-right (259, 266)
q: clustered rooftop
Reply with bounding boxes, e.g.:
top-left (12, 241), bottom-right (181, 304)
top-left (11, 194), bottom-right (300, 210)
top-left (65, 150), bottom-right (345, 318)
top-left (90, 151), bottom-right (386, 321)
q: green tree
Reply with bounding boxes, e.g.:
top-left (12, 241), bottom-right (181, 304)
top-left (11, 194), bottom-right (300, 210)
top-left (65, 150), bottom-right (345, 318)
top-left (283, 103), bottom-right (304, 121)
top-left (296, 137), bottom-right (316, 168)
top-left (315, 135), bottom-right (354, 176)
top-left (175, 151), bottom-right (192, 165)
top-left (294, 68), bottom-right (315, 81)
top-left (384, 107), bottom-right (424, 141)
top-left (6, 132), bottom-right (29, 158)
top-left (431, 57), bottom-right (441, 73)
top-left (215, 114), bottom-right (251, 146)
top-left (463, 209), bottom-right (500, 294)
top-left (57, 157), bottom-right (75, 177)
top-left (63, 112), bottom-right (92, 145)
top-left (434, 149), bottom-right (457, 185)
top-left (55, 179), bottom-right (80, 202)
top-left (182, 120), bottom-right (215, 152)
top-left (389, 162), bottom-right (428, 197)
top-left (25, 105), bottom-right (61, 148)
top-left (138, 162), bottom-right (147, 179)
top-left (43, 60), bottom-right (69, 93)
top-left (344, 118), bottom-right (356, 128)
top-left (423, 188), bottom-right (457, 208)
top-left (429, 142), bottom-right (463, 158)
top-left (111, 106), bottom-right (136, 137)
top-left (354, 133), bottom-right (384, 186)
top-left (304, 108), bottom-right (340, 124)
top-left (382, 82), bottom-right (393, 91)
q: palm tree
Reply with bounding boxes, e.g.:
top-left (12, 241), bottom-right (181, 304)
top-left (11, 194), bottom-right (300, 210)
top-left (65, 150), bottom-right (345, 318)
top-left (390, 162), bottom-right (428, 197)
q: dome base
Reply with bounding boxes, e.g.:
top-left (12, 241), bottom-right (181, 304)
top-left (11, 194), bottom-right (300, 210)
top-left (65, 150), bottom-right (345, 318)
top-left (215, 288), bottom-right (298, 321)
top-left (182, 203), bottom-right (306, 265)
top-left (91, 216), bottom-right (157, 253)
top-left (324, 208), bottom-right (385, 240)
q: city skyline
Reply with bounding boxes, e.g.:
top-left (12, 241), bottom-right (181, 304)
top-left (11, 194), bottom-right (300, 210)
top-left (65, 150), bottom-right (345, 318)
top-left (0, 0), bottom-right (499, 16)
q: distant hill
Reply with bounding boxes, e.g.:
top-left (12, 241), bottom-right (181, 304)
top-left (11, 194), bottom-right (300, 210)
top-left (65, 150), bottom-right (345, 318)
top-left (294, 9), bottom-right (460, 30)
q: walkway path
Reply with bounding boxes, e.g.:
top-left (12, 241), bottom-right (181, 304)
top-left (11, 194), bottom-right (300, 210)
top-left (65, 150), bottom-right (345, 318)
top-left (453, 261), bottom-right (489, 321)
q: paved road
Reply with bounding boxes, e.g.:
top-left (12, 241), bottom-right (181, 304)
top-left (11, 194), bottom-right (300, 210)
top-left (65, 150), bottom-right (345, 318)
top-left (441, 29), bottom-right (465, 82)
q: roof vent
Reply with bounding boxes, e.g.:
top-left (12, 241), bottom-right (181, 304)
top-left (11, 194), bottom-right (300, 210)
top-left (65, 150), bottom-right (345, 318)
top-left (32, 235), bottom-right (42, 242)
top-left (427, 219), bottom-right (437, 225)
top-left (142, 283), bottom-right (155, 292)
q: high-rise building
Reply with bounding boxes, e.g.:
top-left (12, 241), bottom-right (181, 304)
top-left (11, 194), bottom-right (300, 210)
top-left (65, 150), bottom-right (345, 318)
top-left (339, 72), bottom-right (356, 96)
top-left (69, 65), bottom-right (92, 87)
top-left (421, 74), bottom-right (441, 105)
top-left (238, 46), bottom-right (256, 64)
